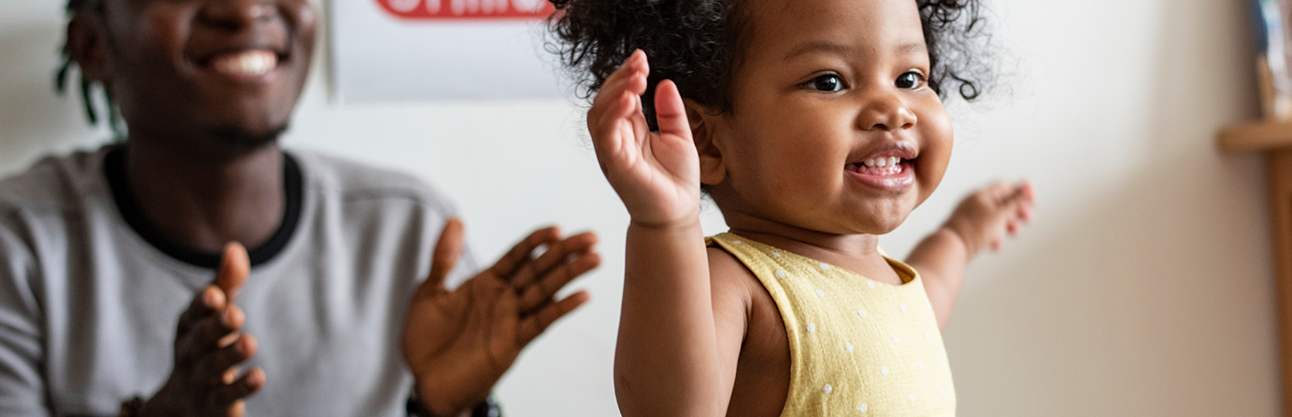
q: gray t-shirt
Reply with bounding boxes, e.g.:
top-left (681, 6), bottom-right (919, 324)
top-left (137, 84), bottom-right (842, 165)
top-left (0, 146), bottom-right (476, 416)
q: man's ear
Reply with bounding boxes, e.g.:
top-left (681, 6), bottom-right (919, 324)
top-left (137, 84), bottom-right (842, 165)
top-left (682, 98), bottom-right (727, 186)
top-left (66, 13), bottom-right (111, 85)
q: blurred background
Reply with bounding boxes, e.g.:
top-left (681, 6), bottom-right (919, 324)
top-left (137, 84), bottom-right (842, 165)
top-left (0, 0), bottom-right (1277, 416)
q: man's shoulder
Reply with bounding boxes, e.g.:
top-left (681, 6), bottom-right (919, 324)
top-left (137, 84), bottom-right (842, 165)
top-left (0, 148), bottom-right (106, 216)
top-left (288, 149), bottom-right (455, 213)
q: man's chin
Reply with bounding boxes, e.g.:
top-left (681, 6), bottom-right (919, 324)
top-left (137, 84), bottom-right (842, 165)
top-left (212, 124), bottom-right (289, 151)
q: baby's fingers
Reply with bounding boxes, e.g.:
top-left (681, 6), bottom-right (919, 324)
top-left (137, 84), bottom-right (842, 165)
top-left (654, 80), bottom-right (692, 142)
top-left (590, 50), bottom-right (649, 123)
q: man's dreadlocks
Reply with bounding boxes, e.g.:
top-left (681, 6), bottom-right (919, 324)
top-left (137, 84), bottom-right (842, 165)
top-left (56, 0), bottom-right (123, 135)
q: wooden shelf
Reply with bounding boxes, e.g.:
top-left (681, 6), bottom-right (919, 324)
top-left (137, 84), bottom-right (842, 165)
top-left (1219, 120), bottom-right (1292, 152)
top-left (1221, 118), bottom-right (1292, 417)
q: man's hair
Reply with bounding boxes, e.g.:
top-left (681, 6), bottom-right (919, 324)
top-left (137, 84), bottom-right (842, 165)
top-left (57, 0), bottom-right (123, 135)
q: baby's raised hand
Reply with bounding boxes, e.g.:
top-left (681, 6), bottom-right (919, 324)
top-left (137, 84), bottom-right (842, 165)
top-left (943, 180), bottom-right (1035, 256)
top-left (586, 50), bottom-right (701, 227)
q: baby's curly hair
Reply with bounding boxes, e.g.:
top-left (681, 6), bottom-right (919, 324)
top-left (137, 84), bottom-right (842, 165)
top-left (548, 0), bottom-right (994, 130)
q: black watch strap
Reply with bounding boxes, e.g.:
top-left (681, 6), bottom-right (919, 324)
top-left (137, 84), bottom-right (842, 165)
top-left (406, 394), bottom-right (501, 417)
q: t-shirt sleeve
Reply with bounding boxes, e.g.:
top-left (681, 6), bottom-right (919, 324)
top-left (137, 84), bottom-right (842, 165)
top-left (0, 211), bottom-right (51, 416)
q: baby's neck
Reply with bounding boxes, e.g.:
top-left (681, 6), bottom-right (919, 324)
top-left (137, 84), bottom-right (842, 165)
top-left (723, 212), bottom-right (905, 286)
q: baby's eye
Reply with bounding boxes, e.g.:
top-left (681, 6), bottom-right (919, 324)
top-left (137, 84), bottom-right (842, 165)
top-left (895, 71), bottom-right (925, 90)
top-left (805, 74), bottom-right (844, 92)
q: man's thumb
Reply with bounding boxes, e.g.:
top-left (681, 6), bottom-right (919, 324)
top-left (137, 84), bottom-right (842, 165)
top-left (418, 218), bottom-right (464, 299)
top-left (216, 242), bottom-right (251, 302)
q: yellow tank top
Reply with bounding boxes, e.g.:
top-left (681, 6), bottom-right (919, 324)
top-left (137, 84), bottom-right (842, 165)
top-left (709, 233), bottom-right (956, 416)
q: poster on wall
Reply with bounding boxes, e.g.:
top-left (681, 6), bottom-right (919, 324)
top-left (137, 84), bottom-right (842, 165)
top-left (1252, 0), bottom-right (1292, 120)
top-left (330, 0), bottom-right (563, 102)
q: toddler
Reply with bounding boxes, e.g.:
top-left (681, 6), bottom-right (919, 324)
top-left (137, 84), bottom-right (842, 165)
top-left (550, 0), bottom-right (1034, 415)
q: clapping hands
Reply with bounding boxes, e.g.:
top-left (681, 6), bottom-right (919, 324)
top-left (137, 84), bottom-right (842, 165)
top-left (139, 244), bottom-right (262, 417)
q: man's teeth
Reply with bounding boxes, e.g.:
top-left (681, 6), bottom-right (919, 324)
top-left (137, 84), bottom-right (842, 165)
top-left (862, 157), bottom-right (902, 168)
top-left (211, 51), bottom-right (278, 76)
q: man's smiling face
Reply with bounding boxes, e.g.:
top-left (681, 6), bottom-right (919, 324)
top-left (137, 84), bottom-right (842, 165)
top-left (83, 0), bottom-right (318, 151)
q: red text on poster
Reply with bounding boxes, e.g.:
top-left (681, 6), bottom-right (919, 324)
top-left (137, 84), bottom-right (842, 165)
top-left (376, 0), bottom-right (555, 20)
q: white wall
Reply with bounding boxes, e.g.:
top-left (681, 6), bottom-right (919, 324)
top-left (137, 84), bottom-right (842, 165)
top-left (0, 0), bottom-right (1277, 416)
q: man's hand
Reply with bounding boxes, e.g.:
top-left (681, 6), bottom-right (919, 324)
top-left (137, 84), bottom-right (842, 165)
top-left (403, 218), bottom-right (601, 416)
top-left (137, 243), bottom-right (264, 417)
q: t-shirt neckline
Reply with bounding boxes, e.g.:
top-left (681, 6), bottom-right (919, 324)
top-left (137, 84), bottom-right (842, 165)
top-left (103, 145), bottom-right (304, 269)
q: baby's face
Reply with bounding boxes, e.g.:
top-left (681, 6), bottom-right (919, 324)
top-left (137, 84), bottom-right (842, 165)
top-left (704, 0), bottom-right (953, 236)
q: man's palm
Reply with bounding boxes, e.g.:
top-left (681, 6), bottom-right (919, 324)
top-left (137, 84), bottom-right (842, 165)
top-left (403, 219), bottom-right (599, 416)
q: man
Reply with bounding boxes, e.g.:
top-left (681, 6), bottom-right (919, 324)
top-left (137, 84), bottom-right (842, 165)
top-left (0, 0), bottom-right (601, 415)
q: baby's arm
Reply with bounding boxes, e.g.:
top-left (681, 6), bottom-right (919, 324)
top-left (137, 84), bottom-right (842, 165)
top-left (589, 50), bottom-right (734, 416)
top-left (906, 181), bottom-right (1035, 329)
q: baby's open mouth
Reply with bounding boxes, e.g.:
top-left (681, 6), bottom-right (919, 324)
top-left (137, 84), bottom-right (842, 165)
top-left (847, 157), bottom-right (912, 176)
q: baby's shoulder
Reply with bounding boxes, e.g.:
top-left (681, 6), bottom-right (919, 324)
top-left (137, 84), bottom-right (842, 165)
top-left (707, 245), bottom-right (759, 296)
top-left (707, 246), bottom-right (781, 324)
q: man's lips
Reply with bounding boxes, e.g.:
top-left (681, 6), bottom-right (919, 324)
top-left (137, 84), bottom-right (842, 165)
top-left (204, 50), bottom-right (282, 78)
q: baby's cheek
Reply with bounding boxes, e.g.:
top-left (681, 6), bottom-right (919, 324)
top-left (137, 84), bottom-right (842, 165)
top-left (916, 104), bottom-right (955, 198)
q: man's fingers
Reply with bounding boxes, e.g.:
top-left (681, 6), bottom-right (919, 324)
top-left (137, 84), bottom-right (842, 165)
top-left (653, 80), bottom-right (693, 142)
top-left (215, 243), bottom-right (251, 303)
top-left (517, 291), bottom-right (590, 345)
top-left (201, 334), bottom-right (257, 385)
top-left (178, 286), bottom-right (225, 336)
top-left (518, 252), bottom-right (601, 314)
top-left (510, 231), bottom-right (597, 288)
top-left (488, 227), bottom-right (562, 279)
top-left (417, 218), bottom-right (466, 300)
top-left (177, 305), bottom-right (245, 366)
top-left (213, 367), bottom-right (266, 407)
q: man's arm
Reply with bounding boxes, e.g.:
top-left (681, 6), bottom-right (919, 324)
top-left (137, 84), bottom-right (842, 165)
top-left (0, 213), bottom-right (50, 416)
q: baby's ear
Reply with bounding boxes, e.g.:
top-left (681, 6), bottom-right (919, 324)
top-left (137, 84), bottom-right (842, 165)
top-left (682, 99), bottom-right (727, 186)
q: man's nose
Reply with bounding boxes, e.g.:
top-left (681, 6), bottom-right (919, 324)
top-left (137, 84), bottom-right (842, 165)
top-left (198, 0), bottom-right (281, 31)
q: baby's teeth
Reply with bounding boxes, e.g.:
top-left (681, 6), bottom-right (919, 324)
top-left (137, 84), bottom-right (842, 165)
top-left (864, 159), bottom-right (877, 167)
top-left (876, 158), bottom-right (888, 167)
top-left (888, 157), bottom-right (900, 166)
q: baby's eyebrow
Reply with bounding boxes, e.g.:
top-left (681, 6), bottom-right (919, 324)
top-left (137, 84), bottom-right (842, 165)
top-left (781, 41), bottom-right (928, 62)
top-left (782, 41), bottom-right (854, 62)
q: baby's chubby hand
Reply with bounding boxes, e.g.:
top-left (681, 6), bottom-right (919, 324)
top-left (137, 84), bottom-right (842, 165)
top-left (942, 181), bottom-right (1035, 257)
top-left (586, 50), bottom-right (701, 227)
